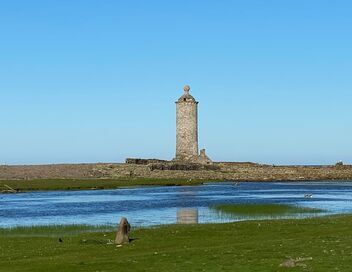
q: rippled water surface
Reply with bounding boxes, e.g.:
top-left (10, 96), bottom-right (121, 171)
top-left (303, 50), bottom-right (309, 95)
top-left (1, 181), bottom-right (352, 227)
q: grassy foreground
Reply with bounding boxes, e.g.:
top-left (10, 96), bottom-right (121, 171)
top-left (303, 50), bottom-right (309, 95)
top-left (212, 203), bottom-right (323, 216)
top-left (0, 178), bottom-right (210, 192)
top-left (1, 216), bottom-right (352, 271)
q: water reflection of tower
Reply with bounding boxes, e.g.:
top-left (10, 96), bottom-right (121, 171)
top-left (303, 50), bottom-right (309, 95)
top-left (176, 187), bottom-right (199, 224)
top-left (177, 208), bottom-right (198, 224)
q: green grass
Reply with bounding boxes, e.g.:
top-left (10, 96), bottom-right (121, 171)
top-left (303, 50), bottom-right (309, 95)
top-left (0, 225), bottom-right (114, 237)
top-left (211, 203), bottom-right (323, 217)
top-left (0, 178), bottom-right (214, 192)
top-left (1, 215), bottom-right (352, 271)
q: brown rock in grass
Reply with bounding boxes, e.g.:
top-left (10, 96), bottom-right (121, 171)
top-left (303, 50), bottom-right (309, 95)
top-left (115, 217), bottom-right (131, 245)
top-left (280, 259), bottom-right (296, 268)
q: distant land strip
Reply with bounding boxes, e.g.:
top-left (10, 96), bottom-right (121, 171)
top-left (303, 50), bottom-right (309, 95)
top-left (1, 162), bottom-right (352, 184)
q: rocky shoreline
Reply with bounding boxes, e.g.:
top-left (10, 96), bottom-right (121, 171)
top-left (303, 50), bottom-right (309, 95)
top-left (1, 162), bottom-right (352, 181)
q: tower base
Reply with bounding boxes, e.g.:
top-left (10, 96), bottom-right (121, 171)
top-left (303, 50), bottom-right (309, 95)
top-left (173, 149), bottom-right (212, 165)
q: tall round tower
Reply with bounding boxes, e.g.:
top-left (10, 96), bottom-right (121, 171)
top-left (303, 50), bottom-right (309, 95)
top-left (175, 85), bottom-right (199, 162)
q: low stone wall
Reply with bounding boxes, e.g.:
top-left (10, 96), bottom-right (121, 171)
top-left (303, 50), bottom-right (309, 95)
top-left (148, 162), bottom-right (220, 171)
top-left (125, 158), bottom-right (168, 165)
top-left (1, 162), bottom-right (352, 181)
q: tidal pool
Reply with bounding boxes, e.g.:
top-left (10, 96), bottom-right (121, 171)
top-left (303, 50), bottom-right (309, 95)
top-left (1, 181), bottom-right (352, 228)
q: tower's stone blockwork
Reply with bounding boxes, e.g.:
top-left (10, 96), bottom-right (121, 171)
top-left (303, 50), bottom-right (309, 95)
top-left (174, 85), bottom-right (211, 164)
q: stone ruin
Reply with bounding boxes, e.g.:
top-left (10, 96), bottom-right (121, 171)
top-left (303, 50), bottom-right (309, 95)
top-left (125, 85), bottom-right (213, 167)
top-left (173, 85), bottom-right (212, 165)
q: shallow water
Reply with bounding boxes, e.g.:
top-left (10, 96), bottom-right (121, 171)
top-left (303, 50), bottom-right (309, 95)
top-left (1, 181), bottom-right (352, 228)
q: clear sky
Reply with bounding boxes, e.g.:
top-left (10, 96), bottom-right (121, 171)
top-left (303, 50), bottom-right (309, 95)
top-left (0, 0), bottom-right (351, 165)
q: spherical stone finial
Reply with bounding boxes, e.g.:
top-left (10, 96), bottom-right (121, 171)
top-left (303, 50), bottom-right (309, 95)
top-left (183, 85), bottom-right (190, 93)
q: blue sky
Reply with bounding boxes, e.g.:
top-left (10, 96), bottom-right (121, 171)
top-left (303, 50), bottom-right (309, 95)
top-left (0, 0), bottom-right (351, 165)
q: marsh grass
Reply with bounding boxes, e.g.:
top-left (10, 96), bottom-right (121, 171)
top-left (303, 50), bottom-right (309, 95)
top-left (211, 203), bottom-right (323, 218)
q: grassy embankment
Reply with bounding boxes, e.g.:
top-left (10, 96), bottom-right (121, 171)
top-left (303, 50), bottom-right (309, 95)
top-left (0, 178), bottom-right (216, 192)
top-left (1, 214), bottom-right (352, 271)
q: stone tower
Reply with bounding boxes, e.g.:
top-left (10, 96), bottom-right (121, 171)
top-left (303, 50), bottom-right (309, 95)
top-left (174, 85), bottom-right (211, 164)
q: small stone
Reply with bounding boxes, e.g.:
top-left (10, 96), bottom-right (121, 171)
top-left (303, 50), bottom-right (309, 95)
top-left (280, 258), bottom-right (296, 268)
